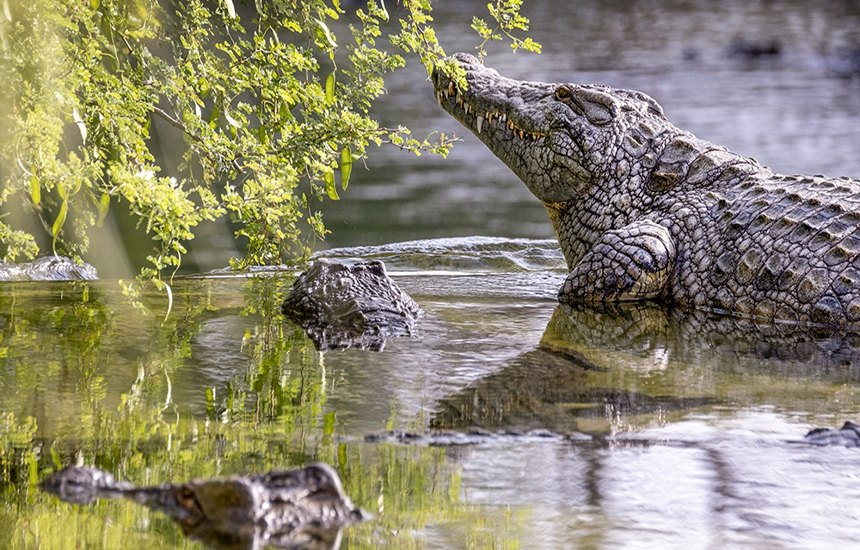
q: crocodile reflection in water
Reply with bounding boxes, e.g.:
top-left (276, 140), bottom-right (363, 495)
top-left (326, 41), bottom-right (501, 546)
top-left (40, 463), bottom-right (367, 550)
top-left (431, 303), bottom-right (860, 432)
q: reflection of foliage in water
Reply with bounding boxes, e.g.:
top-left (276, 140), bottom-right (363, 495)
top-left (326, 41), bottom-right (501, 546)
top-left (0, 277), bottom-right (518, 548)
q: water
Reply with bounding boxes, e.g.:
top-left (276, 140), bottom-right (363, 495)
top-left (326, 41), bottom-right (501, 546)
top-left (3, 0), bottom-right (860, 548)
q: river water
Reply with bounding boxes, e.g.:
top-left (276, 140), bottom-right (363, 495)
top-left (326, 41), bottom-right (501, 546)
top-left (3, 1), bottom-right (860, 548)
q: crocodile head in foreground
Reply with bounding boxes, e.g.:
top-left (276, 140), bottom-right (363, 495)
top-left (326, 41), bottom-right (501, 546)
top-left (433, 53), bottom-right (860, 326)
top-left (41, 464), bottom-right (367, 549)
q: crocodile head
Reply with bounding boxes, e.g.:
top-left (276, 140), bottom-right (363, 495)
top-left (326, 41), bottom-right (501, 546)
top-left (432, 53), bottom-right (674, 205)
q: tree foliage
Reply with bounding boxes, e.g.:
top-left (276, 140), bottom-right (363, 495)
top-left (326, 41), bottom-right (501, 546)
top-left (0, 0), bottom-right (538, 285)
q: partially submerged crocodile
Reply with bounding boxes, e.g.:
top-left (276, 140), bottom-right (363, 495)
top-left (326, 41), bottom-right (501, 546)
top-left (433, 53), bottom-right (860, 326)
top-left (802, 421), bottom-right (860, 447)
top-left (40, 463), bottom-right (366, 549)
top-left (282, 259), bottom-right (422, 351)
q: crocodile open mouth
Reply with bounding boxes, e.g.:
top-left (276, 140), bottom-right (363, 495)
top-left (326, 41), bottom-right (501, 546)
top-left (432, 71), bottom-right (548, 142)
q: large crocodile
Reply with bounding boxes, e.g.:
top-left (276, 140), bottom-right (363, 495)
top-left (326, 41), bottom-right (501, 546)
top-left (433, 53), bottom-right (860, 326)
top-left (40, 463), bottom-right (366, 549)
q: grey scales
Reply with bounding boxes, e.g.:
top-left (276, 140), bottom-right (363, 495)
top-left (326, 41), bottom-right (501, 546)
top-left (433, 53), bottom-right (860, 326)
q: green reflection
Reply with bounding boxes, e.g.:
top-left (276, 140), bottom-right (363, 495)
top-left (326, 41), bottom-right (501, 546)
top-left (0, 277), bottom-right (520, 549)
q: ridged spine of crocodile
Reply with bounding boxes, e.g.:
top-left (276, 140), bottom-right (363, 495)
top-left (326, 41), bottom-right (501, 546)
top-left (433, 53), bottom-right (860, 326)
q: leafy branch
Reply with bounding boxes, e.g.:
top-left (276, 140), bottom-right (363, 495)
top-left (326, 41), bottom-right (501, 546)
top-left (471, 0), bottom-right (542, 61)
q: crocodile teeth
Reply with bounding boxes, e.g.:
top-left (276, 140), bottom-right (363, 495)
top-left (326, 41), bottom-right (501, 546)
top-left (487, 113), bottom-right (494, 124)
top-left (477, 115), bottom-right (484, 133)
top-left (507, 120), bottom-right (514, 130)
top-left (437, 91), bottom-right (442, 106)
top-left (500, 113), bottom-right (506, 122)
top-left (448, 81), bottom-right (455, 96)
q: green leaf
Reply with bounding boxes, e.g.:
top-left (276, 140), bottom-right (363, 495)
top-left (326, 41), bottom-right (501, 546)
top-left (52, 200), bottom-right (68, 238)
top-left (325, 73), bottom-right (335, 104)
top-left (224, 111), bottom-right (242, 128)
top-left (56, 181), bottom-right (67, 200)
top-left (339, 147), bottom-right (352, 190)
top-left (324, 170), bottom-right (339, 200)
top-left (29, 175), bottom-right (40, 206)
top-left (89, 0), bottom-right (99, 9)
top-left (223, 0), bottom-right (236, 18)
top-left (72, 107), bottom-right (87, 144)
top-left (316, 18), bottom-right (337, 49)
top-left (97, 192), bottom-right (110, 226)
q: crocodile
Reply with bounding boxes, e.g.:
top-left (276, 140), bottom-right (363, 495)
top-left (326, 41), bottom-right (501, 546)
top-left (802, 421), bottom-right (860, 447)
top-left (282, 259), bottom-right (422, 351)
top-left (40, 463), bottom-right (366, 549)
top-left (433, 53), bottom-right (860, 326)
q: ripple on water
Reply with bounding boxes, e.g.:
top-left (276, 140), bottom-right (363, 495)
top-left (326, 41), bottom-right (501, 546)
top-left (317, 236), bottom-right (566, 273)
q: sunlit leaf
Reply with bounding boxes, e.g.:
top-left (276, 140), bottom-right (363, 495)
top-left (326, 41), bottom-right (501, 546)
top-left (316, 18), bottom-right (337, 49)
top-left (72, 107), bottom-right (87, 144)
top-left (224, 111), bottom-right (242, 128)
top-left (29, 175), bottom-right (40, 206)
top-left (324, 170), bottom-right (339, 200)
top-left (97, 192), bottom-right (110, 226)
top-left (340, 147), bottom-right (352, 190)
top-left (223, 0), bottom-right (236, 18)
top-left (56, 181), bottom-right (67, 200)
top-left (52, 200), bottom-right (67, 238)
top-left (325, 73), bottom-right (335, 104)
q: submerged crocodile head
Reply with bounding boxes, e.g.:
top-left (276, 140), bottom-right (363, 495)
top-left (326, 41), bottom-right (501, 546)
top-left (432, 53), bottom-right (675, 206)
top-left (42, 464), bottom-right (367, 549)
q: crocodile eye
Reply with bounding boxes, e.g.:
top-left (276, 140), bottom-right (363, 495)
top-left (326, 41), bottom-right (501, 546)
top-left (178, 487), bottom-right (196, 508)
top-left (554, 86), bottom-right (572, 101)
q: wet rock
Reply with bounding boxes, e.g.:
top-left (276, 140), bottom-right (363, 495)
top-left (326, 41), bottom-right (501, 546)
top-left (282, 259), bottom-right (422, 351)
top-left (0, 256), bottom-right (98, 281)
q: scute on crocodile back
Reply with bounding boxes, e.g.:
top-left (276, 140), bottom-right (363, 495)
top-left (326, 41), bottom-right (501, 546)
top-left (433, 53), bottom-right (860, 326)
